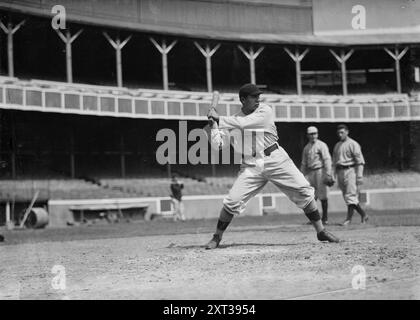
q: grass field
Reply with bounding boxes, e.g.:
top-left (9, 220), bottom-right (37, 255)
top-left (1, 209), bottom-right (419, 300)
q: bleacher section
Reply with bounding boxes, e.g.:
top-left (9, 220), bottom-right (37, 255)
top-left (0, 179), bottom-right (136, 202)
top-left (1, 77), bottom-right (419, 122)
top-left (2, 169), bottom-right (420, 203)
top-left (99, 170), bottom-right (420, 199)
top-left (99, 177), bottom-right (231, 198)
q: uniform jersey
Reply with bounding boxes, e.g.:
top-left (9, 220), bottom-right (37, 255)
top-left (332, 137), bottom-right (365, 167)
top-left (170, 182), bottom-right (183, 201)
top-left (210, 103), bottom-right (278, 166)
top-left (301, 139), bottom-right (332, 174)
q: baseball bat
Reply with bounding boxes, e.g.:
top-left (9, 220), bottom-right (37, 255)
top-left (203, 91), bottom-right (220, 139)
top-left (209, 90), bottom-right (220, 111)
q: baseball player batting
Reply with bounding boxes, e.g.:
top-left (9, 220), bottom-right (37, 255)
top-left (205, 83), bottom-right (340, 249)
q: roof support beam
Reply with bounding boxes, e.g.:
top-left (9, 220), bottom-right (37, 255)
top-left (384, 46), bottom-right (409, 93)
top-left (150, 38), bottom-right (177, 90)
top-left (104, 32), bottom-right (132, 87)
top-left (238, 45), bottom-right (264, 84)
top-left (0, 20), bottom-right (25, 77)
top-left (329, 49), bottom-right (354, 95)
top-left (56, 28), bottom-right (83, 83)
top-left (194, 42), bottom-right (220, 92)
top-left (284, 47), bottom-right (309, 95)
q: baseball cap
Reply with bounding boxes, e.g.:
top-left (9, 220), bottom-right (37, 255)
top-left (307, 126), bottom-right (318, 134)
top-left (239, 83), bottom-right (263, 98)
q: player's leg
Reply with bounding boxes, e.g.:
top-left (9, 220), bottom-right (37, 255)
top-left (317, 169), bottom-right (329, 224)
top-left (346, 168), bottom-right (368, 223)
top-left (337, 169), bottom-right (352, 225)
top-left (205, 166), bottom-right (268, 249)
top-left (266, 149), bottom-right (339, 242)
top-left (340, 168), bottom-right (366, 225)
top-left (304, 170), bottom-right (317, 225)
top-left (172, 199), bottom-right (178, 221)
top-left (179, 200), bottom-right (186, 221)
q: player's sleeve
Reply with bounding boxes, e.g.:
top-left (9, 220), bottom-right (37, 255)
top-left (300, 146), bottom-right (308, 174)
top-left (320, 143), bottom-right (332, 175)
top-left (351, 141), bottom-right (365, 165)
top-left (218, 105), bottom-right (272, 130)
top-left (331, 144), bottom-right (338, 176)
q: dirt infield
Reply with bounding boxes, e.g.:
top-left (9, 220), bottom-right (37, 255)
top-left (1, 210), bottom-right (420, 300)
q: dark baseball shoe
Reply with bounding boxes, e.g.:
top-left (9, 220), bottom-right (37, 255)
top-left (361, 214), bottom-right (369, 224)
top-left (0, 234), bottom-right (4, 242)
top-left (205, 234), bottom-right (221, 250)
top-left (317, 229), bottom-right (340, 243)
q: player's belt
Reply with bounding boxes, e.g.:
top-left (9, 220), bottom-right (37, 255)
top-left (264, 143), bottom-right (278, 156)
top-left (308, 166), bottom-right (323, 171)
top-left (336, 164), bottom-right (356, 170)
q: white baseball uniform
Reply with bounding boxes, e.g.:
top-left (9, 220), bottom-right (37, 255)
top-left (301, 139), bottom-right (332, 201)
top-left (332, 137), bottom-right (365, 205)
top-left (211, 103), bottom-right (315, 215)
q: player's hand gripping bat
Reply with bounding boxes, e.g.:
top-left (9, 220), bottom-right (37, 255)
top-left (203, 91), bottom-right (220, 138)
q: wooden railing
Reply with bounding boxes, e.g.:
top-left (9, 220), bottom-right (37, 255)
top-left (0, 77), bottom-right (419, 122)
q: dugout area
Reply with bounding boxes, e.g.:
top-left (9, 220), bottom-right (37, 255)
top-left (0, 109), bottom-right (415, 180)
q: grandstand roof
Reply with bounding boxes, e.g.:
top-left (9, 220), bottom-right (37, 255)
top-left (318, 32), bottom-right (420, 47)
top-left (2, 1), bottom-right (420, 47)
top-left (189, 30), bottom-right (420, 47)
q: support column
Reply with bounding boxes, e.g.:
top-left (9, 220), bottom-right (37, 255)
top-left (120, 134), bottom-right (126, 178)
top-left (329, 49), bottom-right (354, 95)
top-left (10, 113), bottom-right (16, 179)
top-left (0, 20), bottom-right (25, 77)
top-left (5, 201), bottom-right (13, 229)
top-left (150, 38), bottom-right (177, 90)
top-left (55, 28), bottom-right (83, 83)
top-left (284, 48), bottom-right (310, 95)
top-left (238, 45), bottom-right (264, 84)
top-left (409, 122), bottom-right (420, 171)
top-left (70, 129), bottom-right (75, 178)
top-left (104, 32), bottom-right (132, 87)
top-left (194, 42), bottom-right (220, 92)
top-left (384, 46), bottom-right (409, 93)
top-left (399, 123), bottom-right (405, 171)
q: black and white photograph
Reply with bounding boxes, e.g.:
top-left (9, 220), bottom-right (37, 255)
top-left (0, 0), bottom-right (419, 305)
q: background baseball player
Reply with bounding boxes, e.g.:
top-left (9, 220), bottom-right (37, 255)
top-left (170, 174), bottom-right (186, 221)
top-left (205, 83), bottom-right (340, 249)
top-left (300, 126), bottom-right (333, 225)
top-left (332, 124), bottom-right (369, 226)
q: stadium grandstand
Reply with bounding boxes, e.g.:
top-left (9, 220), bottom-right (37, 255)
top-left (0, 0), bottom-right (420, 226)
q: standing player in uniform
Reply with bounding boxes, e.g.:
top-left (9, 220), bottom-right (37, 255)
top-left (170, 175), bottom-right (186, 221)
top-left (332, 124), bottom-right (369, 226)
top-left (205, 84), bottom-right (340, 249)
top-left (300, 126), bottom-right (333, 225)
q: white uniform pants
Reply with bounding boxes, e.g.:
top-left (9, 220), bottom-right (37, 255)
top-left (337, 167), bottom-right (359, 205)
top-left (305, 168), bottom-right (329, 201)
top-left (172, 198), bottom-right (186, 221)
top-left (223, 146), bottom-right (315, 215)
